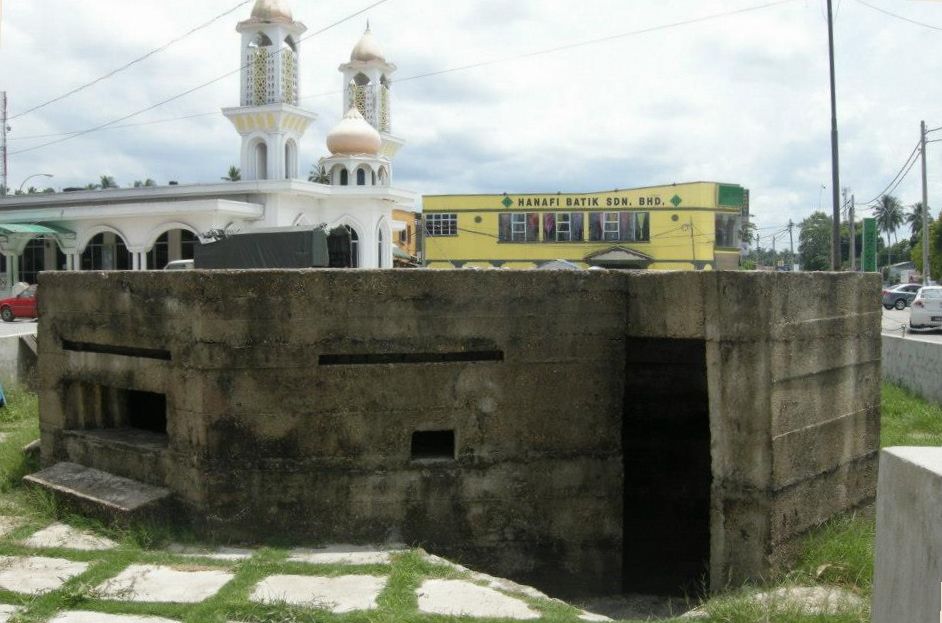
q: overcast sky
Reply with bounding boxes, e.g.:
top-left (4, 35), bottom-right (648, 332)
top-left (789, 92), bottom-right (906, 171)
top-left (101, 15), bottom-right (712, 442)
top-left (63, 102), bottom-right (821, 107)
top-left (2, 0), bottom-right (942, 244)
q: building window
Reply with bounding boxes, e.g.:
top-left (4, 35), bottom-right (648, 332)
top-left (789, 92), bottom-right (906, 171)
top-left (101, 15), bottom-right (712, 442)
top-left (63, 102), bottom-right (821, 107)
top-left (426, 214), bottom-right (458, 237)
top-left (19, 239), bottom-right (45, 285)
top-left (589, 212), bottom-right (650, 243)
top-left (498, 213), bottom-right (539, 242)
top-left (543, 213), bottom-right (584, 242)
top-left (715, 214), bottom-right (743, 249)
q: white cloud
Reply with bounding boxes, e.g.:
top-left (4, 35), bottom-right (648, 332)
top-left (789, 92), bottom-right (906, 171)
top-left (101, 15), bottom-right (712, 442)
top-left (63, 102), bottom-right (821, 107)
top-left (2, 0), bottom-right (942, 233)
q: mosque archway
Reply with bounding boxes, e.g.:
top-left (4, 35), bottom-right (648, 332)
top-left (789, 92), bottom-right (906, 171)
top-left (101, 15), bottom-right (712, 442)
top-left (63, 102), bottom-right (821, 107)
top-left (81, 232), bottom-right (132, 271)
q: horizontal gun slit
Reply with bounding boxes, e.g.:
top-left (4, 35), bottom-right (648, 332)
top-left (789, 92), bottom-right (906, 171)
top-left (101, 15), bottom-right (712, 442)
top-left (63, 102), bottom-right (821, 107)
top-left (320, 351), bottom-right (504, 366)
top-left (62, 340), bottom-right (172, 361)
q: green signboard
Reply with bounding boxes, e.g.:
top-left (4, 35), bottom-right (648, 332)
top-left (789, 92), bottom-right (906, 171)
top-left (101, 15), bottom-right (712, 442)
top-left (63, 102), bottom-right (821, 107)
top-left (862, 218), bottom-right (878, 272)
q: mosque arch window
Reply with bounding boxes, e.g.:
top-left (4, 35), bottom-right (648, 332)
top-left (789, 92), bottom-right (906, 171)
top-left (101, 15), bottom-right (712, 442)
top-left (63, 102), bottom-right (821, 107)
top-left (378, 228), bottom-right (384, 268)
top-left (254, 142), bottom-right (269, 180)
top-left (353, 72), bottom-right (371, 86)
top-left (378, 167), bottom-right (389, 186)
top-left (81, 233), bottom-right (132, 271)
top-left (340, 169), bottom-right (349, 186)
top-left (356, 168), bottom-right (367, 186)
top-left (284, 36), bottom-right (297, 52)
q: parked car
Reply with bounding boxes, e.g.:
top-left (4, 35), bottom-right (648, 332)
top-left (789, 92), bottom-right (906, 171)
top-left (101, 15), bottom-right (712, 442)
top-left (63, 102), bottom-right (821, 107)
top-left (882, 283), bottom-right (923, 310)
top-left (0, 284), bottom-right (37, 322)
top-left (163, 259), bottom-right (194, 270)
top-left (910, 286), bottom-right (942, 331)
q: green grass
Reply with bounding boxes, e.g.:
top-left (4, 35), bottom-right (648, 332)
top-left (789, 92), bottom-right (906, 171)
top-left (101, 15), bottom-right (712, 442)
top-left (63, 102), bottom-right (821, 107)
top-left (880, 383), bottom-right (942, 447)
top-left (0, 382), bottom-right (936, 622)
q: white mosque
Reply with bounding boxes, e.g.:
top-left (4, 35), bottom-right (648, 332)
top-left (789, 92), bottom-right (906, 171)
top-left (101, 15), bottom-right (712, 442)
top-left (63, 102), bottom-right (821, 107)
top-left (0, 0), bottom-right (415, 289)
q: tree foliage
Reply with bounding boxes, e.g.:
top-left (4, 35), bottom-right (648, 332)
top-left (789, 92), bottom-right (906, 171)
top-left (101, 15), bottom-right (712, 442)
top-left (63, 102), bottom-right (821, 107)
top-left (221, 166), bottom-right (241, 182)
top-left (912, 214), bottom-right (942, 281)
top-left (799, 211), bottom-right (833, 271)
top-left (308, 164), bottom-right (330, 184)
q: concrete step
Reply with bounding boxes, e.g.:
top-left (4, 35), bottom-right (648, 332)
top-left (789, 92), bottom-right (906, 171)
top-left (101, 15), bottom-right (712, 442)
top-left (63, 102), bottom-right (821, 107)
top-left (24, 462), bottom-right (171, 516)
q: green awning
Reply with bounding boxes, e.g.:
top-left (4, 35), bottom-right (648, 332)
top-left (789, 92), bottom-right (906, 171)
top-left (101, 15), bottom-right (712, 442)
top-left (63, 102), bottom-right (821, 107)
top-left (0, 223), bottom-right (75, 237)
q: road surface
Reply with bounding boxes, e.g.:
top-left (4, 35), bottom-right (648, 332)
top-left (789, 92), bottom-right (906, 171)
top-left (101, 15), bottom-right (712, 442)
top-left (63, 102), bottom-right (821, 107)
top-left (882, 307), bottom-right (942, 344)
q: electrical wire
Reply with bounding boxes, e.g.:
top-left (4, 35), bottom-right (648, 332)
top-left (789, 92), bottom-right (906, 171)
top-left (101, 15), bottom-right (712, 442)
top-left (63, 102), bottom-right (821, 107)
top-left (9, 0), bottom-right (391, 156)
top-left (9, 0), bottom-right (797, 148)
top-left (853, 0), bottom-right (942, 31)
top-left (858, 141), bottom-right (921, 206)
top-left (9, 0), bottom-right (254, 121)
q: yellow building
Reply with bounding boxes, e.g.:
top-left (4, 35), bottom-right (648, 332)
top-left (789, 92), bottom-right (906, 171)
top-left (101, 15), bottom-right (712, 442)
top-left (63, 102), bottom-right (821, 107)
top-left (422, 182), bottom-right (748, 270)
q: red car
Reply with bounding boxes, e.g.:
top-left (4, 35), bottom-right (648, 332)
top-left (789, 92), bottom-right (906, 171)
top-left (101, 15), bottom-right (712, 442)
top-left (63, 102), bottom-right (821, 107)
top-left (0, 285), bottom-right (37, 322)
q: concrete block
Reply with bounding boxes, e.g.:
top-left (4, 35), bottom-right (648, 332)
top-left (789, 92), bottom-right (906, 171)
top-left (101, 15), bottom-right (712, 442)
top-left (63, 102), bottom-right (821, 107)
top-left (873, 447), bottom-right (942, 623)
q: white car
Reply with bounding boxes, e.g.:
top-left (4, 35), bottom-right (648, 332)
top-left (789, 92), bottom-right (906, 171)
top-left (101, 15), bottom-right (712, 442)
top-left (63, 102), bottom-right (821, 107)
top-left (910, 286), bottom-right (942, 331)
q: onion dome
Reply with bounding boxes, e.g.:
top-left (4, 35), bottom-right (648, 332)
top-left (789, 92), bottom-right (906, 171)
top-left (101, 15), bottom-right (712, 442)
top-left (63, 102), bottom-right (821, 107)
top-left (350, 23), bottom-right (385, 63)
top-left (250, 0), bottom-right (293, 22)
top-left (326, 107), bottom-right (382, 155)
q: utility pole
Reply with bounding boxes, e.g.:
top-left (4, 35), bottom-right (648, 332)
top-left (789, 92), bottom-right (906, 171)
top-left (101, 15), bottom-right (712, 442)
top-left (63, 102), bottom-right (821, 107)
top-left (850, 194), bottom-right (856, 271)
top-left (0, 92), bottom-right (7, 196)
top-left (788, 220), bottom-right (795, 271)
top-left (827, 0), bottom-right (842, 271)
top-left (921, 120), bottom-right (931, 285)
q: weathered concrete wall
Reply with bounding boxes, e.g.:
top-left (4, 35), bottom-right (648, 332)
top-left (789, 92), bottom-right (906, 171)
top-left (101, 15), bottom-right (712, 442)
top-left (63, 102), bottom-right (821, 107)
top-left (0, 333), bottom-right (38, 389)
top-left (35, 269), bottom-right (881, 597)
top-left (872, 447), bottom-right (942, 623)
top-left (883, 334), bottom-right (942, 404)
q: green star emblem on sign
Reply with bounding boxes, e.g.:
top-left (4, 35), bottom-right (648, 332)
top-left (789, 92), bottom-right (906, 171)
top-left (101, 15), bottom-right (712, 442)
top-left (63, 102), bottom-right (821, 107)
top-left (502, 196), bottom-right (513, 208)
top-left (670, 195), bottom-right (683, 207)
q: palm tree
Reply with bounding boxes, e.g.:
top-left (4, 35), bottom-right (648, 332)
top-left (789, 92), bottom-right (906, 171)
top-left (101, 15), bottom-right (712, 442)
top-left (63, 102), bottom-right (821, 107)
top-left (221, 166), bottom-right (241, 182)
top-left (308, 164), bottom-right (330, 184)
top-left (873, 194), bottom-right (904, 265)
top-left (99, 175), bottom-right (118, 189)
top-left (907, 201), bottom-right (932, 244)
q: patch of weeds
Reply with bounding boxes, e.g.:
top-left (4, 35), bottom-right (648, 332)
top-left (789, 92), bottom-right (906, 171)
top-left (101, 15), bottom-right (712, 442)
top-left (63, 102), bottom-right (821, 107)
top-left (0, 389), bottom-right (37, 426)
top-left (881, 382), bottom-right (942, 448)
top-left (792, 514), bottom-right (875, 593)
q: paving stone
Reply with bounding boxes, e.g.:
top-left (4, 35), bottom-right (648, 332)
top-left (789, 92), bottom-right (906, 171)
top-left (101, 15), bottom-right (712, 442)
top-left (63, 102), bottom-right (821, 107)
top-left (0, 605), bottom-right (20, 623)
top-left (50, 613), bottom-right (180, 623)
top-left (417, 579), bottom-right (541, 620)
top-left (0, 556), bottom-right (89, 594)
top-left (94, 564), bottom-right (234, 603)
top-left (166, 544), bottom-right (253, 561)
top-left (250, 574), bottom-right (388, 613)
top-left (0, 517), bottom-right (20, 538)
top-left (288, 544), bottom-right (404, 565)
top-left (24, 523), bottom-right (118, 551)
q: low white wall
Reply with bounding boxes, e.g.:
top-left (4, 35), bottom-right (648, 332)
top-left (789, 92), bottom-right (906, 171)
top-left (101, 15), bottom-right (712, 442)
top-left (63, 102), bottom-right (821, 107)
top-left (872, 447), bottom-right (942, 622)
top-left (882, 334), bottom-right (942, 404)
top-left (0, 336), bottom-right (18, 386)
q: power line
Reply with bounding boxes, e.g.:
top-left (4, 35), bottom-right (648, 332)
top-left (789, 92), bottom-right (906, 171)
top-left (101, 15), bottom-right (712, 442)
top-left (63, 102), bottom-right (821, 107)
top-left (853, 0), bottom-right (942, 32)
top-left (9, 0), bottom-right (391, 156)
top-left (9, 0), bottom-right (797, 148)
top-left (395, 0), bottom-right (801, 86)
top-left (9, 0), bottom-right (254, 121)
top-left (858, 141), bottom-right (920, 206)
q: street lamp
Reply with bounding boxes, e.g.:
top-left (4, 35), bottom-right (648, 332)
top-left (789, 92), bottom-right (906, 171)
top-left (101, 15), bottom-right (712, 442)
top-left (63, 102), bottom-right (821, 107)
top-left (17, 173), bottom-right (54, 194)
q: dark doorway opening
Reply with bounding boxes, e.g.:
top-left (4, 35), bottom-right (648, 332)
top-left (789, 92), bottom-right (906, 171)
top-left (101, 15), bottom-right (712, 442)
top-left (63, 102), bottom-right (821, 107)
top-left (126, 390), bottom-right (168, 434)
top-left (327, 226), bottom-right (359, 268)
top-left (622, 338), bottom-right (711, 595)
top-left (411, 430), bottom-right (455, 461)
